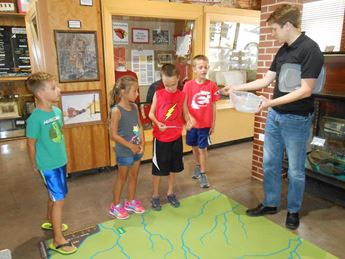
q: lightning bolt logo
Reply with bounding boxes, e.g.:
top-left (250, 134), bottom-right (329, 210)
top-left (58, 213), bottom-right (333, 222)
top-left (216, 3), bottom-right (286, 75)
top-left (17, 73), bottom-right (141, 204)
top-left (165, 103), bottom-right (177, 121)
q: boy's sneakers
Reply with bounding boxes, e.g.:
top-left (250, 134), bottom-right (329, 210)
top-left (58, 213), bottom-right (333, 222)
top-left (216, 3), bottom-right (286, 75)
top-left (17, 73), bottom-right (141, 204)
top-left (199, 173), bottom-right (210, 188)
top-left (167, 194), bottom-right (180, 208)
top-left (192, 165), bottom-right (201, 179)
top-left (151, 196), bottom-right (162, 211)
top-left (124, 200), bottom-right (145, 214)
top-left (109, 204), bottom-right (129, 220)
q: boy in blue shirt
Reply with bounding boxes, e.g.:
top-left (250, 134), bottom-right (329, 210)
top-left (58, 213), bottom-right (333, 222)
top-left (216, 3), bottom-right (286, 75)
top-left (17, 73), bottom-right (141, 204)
top-left (26, 72), bottom-right (77, 255)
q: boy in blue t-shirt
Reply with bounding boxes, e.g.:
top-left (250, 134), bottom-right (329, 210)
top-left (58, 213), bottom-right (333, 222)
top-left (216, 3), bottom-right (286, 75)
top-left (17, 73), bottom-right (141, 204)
top-left (26, 72), bottom-right (77, 255)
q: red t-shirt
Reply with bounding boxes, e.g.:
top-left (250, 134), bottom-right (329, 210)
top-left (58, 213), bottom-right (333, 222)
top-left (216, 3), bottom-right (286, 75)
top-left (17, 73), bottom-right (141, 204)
top-left (183, 79), bottom-right (220, 128)
top-left (115, 69), bottom-right (140, 104)
top-left (153, 89), bottom-right (185, 142)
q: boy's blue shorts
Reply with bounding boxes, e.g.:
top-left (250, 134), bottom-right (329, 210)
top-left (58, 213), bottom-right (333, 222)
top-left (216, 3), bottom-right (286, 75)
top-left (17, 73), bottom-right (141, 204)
top-left (186, 128), bottom-right (211, 149)
top-left (117, 153), bottom-right (143, 166)
top-left (39, 165), bottom-right (68, 202)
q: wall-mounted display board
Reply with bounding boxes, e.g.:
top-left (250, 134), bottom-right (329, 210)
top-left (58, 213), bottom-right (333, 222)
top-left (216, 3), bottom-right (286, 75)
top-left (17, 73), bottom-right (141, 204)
top-left (0, 26), bottom-right (31, 77)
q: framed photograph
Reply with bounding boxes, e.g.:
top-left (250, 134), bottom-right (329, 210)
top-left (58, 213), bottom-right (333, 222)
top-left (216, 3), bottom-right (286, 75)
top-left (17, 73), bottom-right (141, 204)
top-left (174, 31), bottom-right (192, 57)
top-left (0, 1), bottom-right (16, 12)
top-left (80, 0), bottom-right (93, 6)
top-left (16, 0), bottom-right (30, 13)
top-left (60, 90), bottom-right (101, 126)
top-left (132, 28), bottom-right (149, 44)
top-left (157, 53), bottom-right (173, 66)
top-left (113, 22), bottom-right (128, 45)
top-left (152, 29), bottom-right (169, 45)
top-left (54, 30), bottom-right (99, 82)
top-left (114, 47), bottom-right (126, 68)
top-left (0, 100), bottom-right (19, 119)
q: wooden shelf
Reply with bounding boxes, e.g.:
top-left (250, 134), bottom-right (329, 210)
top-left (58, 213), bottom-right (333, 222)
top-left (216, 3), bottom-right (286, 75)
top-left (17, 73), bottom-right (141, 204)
top-left (0, 76), bottom-right (28, 82)
top-left (0, 116), bottom-right (21, 121)
top-left (0, 12), bottom-right (25, 18)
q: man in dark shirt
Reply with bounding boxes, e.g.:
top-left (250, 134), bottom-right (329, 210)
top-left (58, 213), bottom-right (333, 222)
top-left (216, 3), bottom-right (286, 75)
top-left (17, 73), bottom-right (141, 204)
top-left (221, 4), bottom-right (324, 230)
top-left (146, 80), bottom-right (164, 103)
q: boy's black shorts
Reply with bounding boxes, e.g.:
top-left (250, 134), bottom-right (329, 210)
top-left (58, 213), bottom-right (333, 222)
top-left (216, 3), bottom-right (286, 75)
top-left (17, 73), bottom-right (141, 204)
top-left (152, 136), bottom-right (184, 176)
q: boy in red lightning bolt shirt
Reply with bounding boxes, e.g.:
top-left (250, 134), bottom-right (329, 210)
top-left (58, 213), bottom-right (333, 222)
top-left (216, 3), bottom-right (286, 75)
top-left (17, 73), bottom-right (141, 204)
top-left (149, 64), bottom-right (193, 211)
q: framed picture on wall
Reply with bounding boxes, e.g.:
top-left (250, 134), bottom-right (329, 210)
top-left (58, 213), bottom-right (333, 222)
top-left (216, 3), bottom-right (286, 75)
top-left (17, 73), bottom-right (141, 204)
top-left (0, 100), bottom-right (19, 119)
top-left (16, 0), bottom-right (30, 13)
top-left (157, 53), bottom-right (173, 66)
top-left (113, 22), bottom-right (129, 45)
top-left (132, 28), bottom-right (149, 44)
top-left (60, 90), bottom-right (101, 126)
top-left (152, 29), bottom-right (169, 45)
top-left (0, 1), bottom-right (16, 12)
top-left (54, 30), bottom-right (99, 83)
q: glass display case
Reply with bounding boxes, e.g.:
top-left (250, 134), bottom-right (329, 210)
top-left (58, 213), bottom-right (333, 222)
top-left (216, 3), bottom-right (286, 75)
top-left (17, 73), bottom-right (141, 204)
top-left (203, 6), bottom-right (260, 89)
top-left (0, 10), bottom-right (32, 141)
top-left (111, 15), bottom-right (195, 130)
top-left (208, 21), bottom-right (259, 83)
top-left (101, 0), bottom-right (203, 164)
top-left (0, 82), bottom-right (34, 140)
top-left (306, 94), bottom-right (345, 182)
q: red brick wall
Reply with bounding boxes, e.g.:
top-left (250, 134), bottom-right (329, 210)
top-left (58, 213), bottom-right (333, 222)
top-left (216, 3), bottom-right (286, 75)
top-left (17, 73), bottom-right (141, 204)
top-left (251, 0), bottom-right (303, 181)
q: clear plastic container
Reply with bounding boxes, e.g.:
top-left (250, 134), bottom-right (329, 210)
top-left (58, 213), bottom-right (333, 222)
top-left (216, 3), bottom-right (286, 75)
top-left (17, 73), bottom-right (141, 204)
top-left (230, 91), bottom-right (262, 113)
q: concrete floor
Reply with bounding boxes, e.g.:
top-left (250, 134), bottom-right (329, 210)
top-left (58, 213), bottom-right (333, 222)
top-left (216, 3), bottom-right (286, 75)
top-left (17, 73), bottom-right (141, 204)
top-left (0, 140), bottom-right (344, 258)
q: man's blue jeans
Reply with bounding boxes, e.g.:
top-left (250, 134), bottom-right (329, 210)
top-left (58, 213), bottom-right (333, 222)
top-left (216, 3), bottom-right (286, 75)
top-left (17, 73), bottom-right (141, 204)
top-left (263, 108), bottom-right (313, 213)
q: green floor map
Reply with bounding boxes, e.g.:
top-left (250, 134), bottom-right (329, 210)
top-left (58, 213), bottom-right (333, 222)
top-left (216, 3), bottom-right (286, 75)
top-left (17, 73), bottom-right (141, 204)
top-left (41, 190), bottom-right (337, 259)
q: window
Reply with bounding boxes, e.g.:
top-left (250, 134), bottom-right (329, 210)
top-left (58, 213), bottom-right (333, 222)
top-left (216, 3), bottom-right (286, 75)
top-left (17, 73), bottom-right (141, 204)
top-left (302, 0), bottom-right (345, 52)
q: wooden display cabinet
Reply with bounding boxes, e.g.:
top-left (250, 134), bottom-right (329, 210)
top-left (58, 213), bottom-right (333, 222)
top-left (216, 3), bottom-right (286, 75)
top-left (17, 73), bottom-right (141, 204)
top-left (0, 12), bottom-right (33, 140)
top-left (101, 0), bottom-right (203, 165)
top-left (203, 6), bottom-right (260, 146)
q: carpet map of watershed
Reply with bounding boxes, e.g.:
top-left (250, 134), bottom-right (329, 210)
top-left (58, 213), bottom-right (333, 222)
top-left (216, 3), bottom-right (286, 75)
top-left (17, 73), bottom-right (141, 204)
top-left (40, 190), bottom-right (337, 259)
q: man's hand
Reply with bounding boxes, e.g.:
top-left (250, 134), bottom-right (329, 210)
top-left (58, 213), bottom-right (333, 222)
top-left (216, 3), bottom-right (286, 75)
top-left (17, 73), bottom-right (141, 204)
top-left (258, 95), bottom-right (272, 112)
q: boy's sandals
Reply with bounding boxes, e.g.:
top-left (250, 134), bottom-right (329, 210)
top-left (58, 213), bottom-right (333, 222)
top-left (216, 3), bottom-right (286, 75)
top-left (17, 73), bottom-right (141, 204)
top-left (41, 222), bottom-right (69, 232)
top-left (48, 241), bottom-right (77, 255)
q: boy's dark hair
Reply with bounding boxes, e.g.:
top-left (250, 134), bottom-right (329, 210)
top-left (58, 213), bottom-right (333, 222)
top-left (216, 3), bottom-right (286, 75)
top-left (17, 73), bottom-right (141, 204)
top-left (192, 55), bottom-right (209, 66)
top-left (26, 72), bottom-right (55, 95)
top-left (266, 4), bottom-right (301, 29)
top-left (161, 63), bottom-right (179, 77)
top-left (111, 75), bottom-right (137, 106)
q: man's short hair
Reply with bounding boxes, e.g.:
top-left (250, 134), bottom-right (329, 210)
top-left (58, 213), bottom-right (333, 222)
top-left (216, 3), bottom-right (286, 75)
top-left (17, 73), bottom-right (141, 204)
top-left (266, 4), bottom-right (301, 29)
top-left (26, 72), bottom-right (55, 95)
top-left (161, 63), bottom-right (179, 77)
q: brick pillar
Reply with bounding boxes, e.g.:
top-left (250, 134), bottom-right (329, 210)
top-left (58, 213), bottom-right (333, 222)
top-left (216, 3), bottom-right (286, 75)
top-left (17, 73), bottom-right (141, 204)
top-left (251, 0), bottom-right (303, 181)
